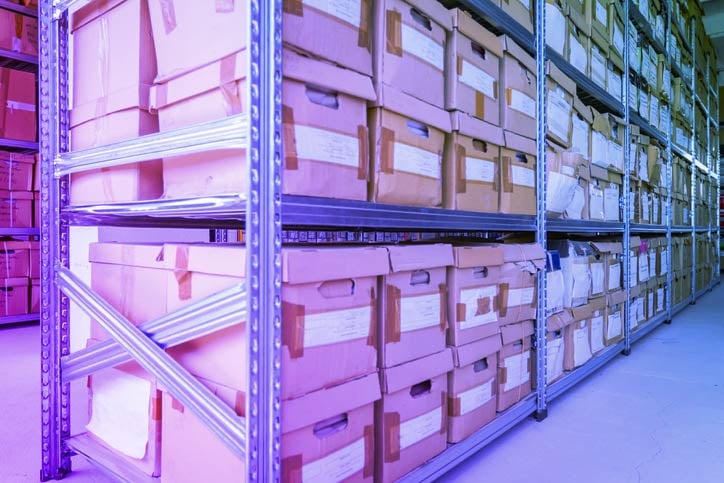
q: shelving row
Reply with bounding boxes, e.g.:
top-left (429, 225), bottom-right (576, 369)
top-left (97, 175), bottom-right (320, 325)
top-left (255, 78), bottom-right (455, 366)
top-left (38, 0), bottom-right (718, 482)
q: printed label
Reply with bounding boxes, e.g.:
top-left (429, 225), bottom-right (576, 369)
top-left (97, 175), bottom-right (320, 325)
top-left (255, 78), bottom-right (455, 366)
top-left (503, 352), bottom-right (530, 392)
top-left (652, 196), bottom-right (660, 223)
top-left (638, 255), bottom-right (649, 282)
top-left (628, 36), bottom-right (637, 69)
top-left (663, 70), bottom-right (671, 92)
top-left (649, 251), bottom-right (657, 277)
top-left (650, 96), bottom-right (659, 128)
top-left (573, 327), bottom-right (591, 366)
top-left (508, 89), bottom-right (536, 118)
top-left (648, 292), bottom-right (654, 316)
top-left (294, 125), bottom-right (360, 168)
top-left (571, 263), bottom-right (591, 300)
top-left (304, 0), bottom-right (361, 27)
top-left (661, 249), bottom-right (669, 274)
top-left (566, 185), bottom-right (586, 219)
top-left (460, 60), bottom-right (497, 99)
top-left (545, 5), bottom-right (566, 54)
top-left (458, 380), bottom-right (494, 415)
top-left (591, 49), bottom-right (607, 87)
top-left (570, 34), bottom-right (587, 73)
top-left (548, 90), bottom-right (572, 140)
top-left (400, 292), bottom-right (441, 332)
top-left (607, 141), bottom-right (623, 172)
top-left (591, 262), bottom-right (605, 295)
top-left (508, 286), bottom-right (534, 307)
top-left (399, 407), bottom-right (442, 450)
top-left (591, 131), bottom-right (608, 167)
top-left (613, 23), bottom-right (624, 55)
top-left (609, 70), bottom-right (622, 101)
top-left (547, 337), bottom-right (564, 383)
top-left (459, 285), bottom-right (498, 330)
top-left (547, 270), bottom-right (565, 314)
top-left (393, 142), bottom-right (441, 179)
top-left (401, 23), bottom-right (444, 71)
top-left (511, 165), bottom-right (535, 188)
top-left (604, 184), bottom-right (620, 221)
top-left (657, 288), bottom-right (665, 311)
top-left (640, 91), bottom-right (649, 115)
top-left (302, 438), bottom-right (365, 483)
top-left (590, 315), bottom-right (604, 353)
top-left (590, 185), bottom-right (605, 220)
top-left (608, 263), bottom-right (621, 291)
top-left (595, 0), bottom-right (607, 26)
top-left (465, 157), bottom-right (495, 183)
top-left (304, 306), bottom-right (371, 349)
top-left (608, 312), bottom-right (623, 341)
top-left (571, 115), bottom-right (590, 158)
top-left (642, 193), bottom-right (650, 221)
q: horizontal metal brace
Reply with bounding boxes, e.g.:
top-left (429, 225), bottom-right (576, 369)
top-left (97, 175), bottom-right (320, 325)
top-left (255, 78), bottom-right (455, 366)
top-left (0, 0), bottom-right (36, 17)
top-left (56, 267), bottom-right (246, 460)
top-left (55, 114), bottom-right (247, 176)
top-left (66, 434), bottom-right (157, 483)
top-left (61, 283), bottom-right (246, 382)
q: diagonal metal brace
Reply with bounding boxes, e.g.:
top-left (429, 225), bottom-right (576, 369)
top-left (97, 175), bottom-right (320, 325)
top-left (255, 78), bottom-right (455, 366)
top-left (56, 267), bottom-right (246, 460)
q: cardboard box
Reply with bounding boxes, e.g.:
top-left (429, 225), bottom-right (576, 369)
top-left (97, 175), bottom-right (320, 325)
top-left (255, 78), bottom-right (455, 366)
top-left (604, 289), bottom-right (625, 345)
top-left (607, 61), bottom-right (623, 102)
top-left (655, 276), bottom-right (666, 314)
top-left (571, 97), bottom-right (593, 161)
top-left (87, 366), bottom-right (162, 476)
top-left (29, 241), bottom-right (38, 278)
top-left (30, 277), bottom-right (39, 314)
top-left (378, 349), bottom-right (453, 483)
top-left (546, 146), bottom-right (590, 219)
top-left (283, 0), bottom-right (371, 76)
top-left (443, 112), bottom-right (503, 212)
top-left (370, 86), bottom-right (450, 207)
top-left (381, 244), bottom-right (453, 368)
top-left (0, 189), bottom-right (32, 227)
top-left (0, 151), bottom-right (33, 192)
top-left (629, 284), bottom-right (644, 331)
top-left (0, 9), bottom-right (36, 56)
top-left (499, 130), bottom-right (536, 215)
top-left (500, 0), bottom-right (534, 33)
top-left (373, 0), bottom-right (451, 109)
top-left (534, 311), bottom-right (574, 385)
top-left (608, 2), bottom-right (624, 70)
top-left (497, 243), bottom-right (545, 326)
top-left (447, 335), bottom-right (501, 443)
top-left (446, 10), bottom-right (503, 126)
top-left (587, 296), bottom-right (607, 354)
top-left (500, 36), bottom-right (537, 139)
top-left (567, 0), bottom-right (590, 35)
top-left (546, 61), bottom-right (575, 147)
top-left (588, 0), bottom-right (609, 41)
top-left (565, 302), bottom-right (597, 370)
top-left (548, 240), bottom-right (595, 307)
top-left (589, 35), bottom-right (608, 89)
top-left (589, 164), bottom-right (620, 222)
top-left (567, 20), bottom-right (590, 76)
top-left (282, 246), bottom-right (390, 398)
top-left (497, 320), bottom-right (534, 411)
top-left (147, 0), bottom-right (245, 81)
top-left (546, 0), bottom-right (568, 57)
top-left (590, 241), bottom-right (622, 294)
top-left (447, 245), bottom-right (505, 346)
top-left (0, 240), bottom-right (30, 277)
top-left (0, 68), bottom-right (36, 142)
top-left (281, 50), bottom-right (376, 201)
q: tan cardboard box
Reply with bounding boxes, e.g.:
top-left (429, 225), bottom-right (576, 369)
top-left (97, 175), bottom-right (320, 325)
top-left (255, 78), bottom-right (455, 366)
top-left (571, 97), bottom-right (593, 161)
top-left (500, 0), bottom-right (534, 33)
top-left (564, 303), bottom-right (594, 370)
top-left (497, 243), bottom-right (545, 326)
top-left (444, 112), bottom-right (503, 212)
top-left (567, 0), bottom-right (591, 35)
top-left (587, 296), bottom-right (607, 354)
top-left (546, 61), bottom-right (576, 147)
top-left (604, 289), bottom-right (625, 346)
top-left (497, 320), bottom-right (534, 411)
top-left (537, 310), bottom-right (575, 385)
top-left (546, 146), bottom-right (590, 220)
top-left (588, 0), bottom-right (609, 42)
top-left (500, 130), bottom-right (536, 215)
top-left (546, 0), bottom-right (569, 57)
top-left (607, 2), bottom-right (625, 70)
top-left (548, 239), bottom-right (595, 307)
top-left (500, 35), bottom-right (537, 139)
top-left (590, 240), bottom-right (623, 293)
top-left (589, 32), bottom-right (608, 89)
top-left (567, 20), bottom-right (590, 76)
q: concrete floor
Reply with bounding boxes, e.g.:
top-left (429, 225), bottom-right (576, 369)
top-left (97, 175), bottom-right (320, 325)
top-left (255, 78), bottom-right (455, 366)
top-left (0, 284), bottom-right (722, 482)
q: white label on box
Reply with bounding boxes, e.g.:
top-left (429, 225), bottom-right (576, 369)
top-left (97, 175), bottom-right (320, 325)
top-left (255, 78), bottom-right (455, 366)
top-left (458, 380), bottom-right (494, 415)
top-left (609, 71), bottom-right (622, 101)
top-left (401, 23), bottom-right (444, 71)
top-left (547, 337), bottom-right (564, 383)
top-left (652, 196), bottom-right (660, 223)
top-left (638, 255), bottom-right (649, 282)
top-left (591, 132), bottom-right (608, 167)
top-left (571, 262), bottom-right (592, 301)
top-left (508, 89), bottom-right (536, 118)
top-left (590, 185), bottom-right (605, 220)
top-left (294, 125), bottom-right (360, 168)
top-left (595, 0), bottom-right (607, 26)
top-left (304, 306), bottom-right (371, 349)
top-left (642, 193), bottom-right (650, 221)
top-left (649, 251), bottom-right (657, 277)
top-left (571, 115), bottom-right (590, 158)
top-left (661, 249), bottom-right (669, 274)
top-left (400, 292), bottom-right (441, 333)
top-left (460, 60), bottom-right (497, 99)
top-left (545, 5), bottom-right (566, 55)
top-left (664, 70), bottom-right (671, 92)
top-left (399, 407), bottom-right (442, 450)
top-left (503, 352), bottom-right (530, 392)
top-left (608, 262), bottom-right (621, 291)
top-left (304, 0), bottom-right (361, 27)
top-left (608, 141), bottom-right (623, 172)
top-left (606, 312), bottom-right (623, 340)
top-left (459, 285), bottom-right (498, 330)
top-left (573, 326), bottom-right (592, 366)
top-left (640, 91), bottom-right (649, 116)
top-left (393, 142), bottom-right (440, 179)
top-left (570, 34), bottom-right (587, 73)
top-left (591, 49), bottom-right (607, 87)
top-left (604, 184), bottom-right (620, 221)
top-left (591, 315), bottom-right (604, 353)
top-left (591, 261), bottom-right (605, 295)
top-left (566, 184), bottom-right (586, 220)
top-left (547, 171), bottom-right (577, 214)
top-left (657, 288), bottom-right (665, 312)
top-left (465, 157), bottom-right (495, 183)
top-left (648, 291), bottom-right (654, 315)
top-left (547, 90), bottom-right (572, 141)
top-left (508, 286), bottom-right (534, 307)
top-left (547, 269), bottom-right (565, 314)
top-left (651, 96), bottom-right (659, 127)
top-left (613, 23), bottom-right (624, 55)
top-left (511, 165), bottom-right (535, 188)
top-left (302, 438), bottom-right (365, 483)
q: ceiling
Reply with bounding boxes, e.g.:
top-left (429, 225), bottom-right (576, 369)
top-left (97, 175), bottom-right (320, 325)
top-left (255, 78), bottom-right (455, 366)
top-left (702, 0), bottom-right (724, 83)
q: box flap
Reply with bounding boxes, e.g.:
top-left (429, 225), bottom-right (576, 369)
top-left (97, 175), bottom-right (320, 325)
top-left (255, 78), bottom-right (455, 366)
top-left (162, 244), bottom-right (246, 277)
top-left (591, 108), bottom-right (612, 137)
top-left (71, 84), bottom-right (153, 129)
top-left (499, 35), bottom-right (536, 75)
top-left (501, 243), bottom-right (546, 267)
top-left (589, 241), bottom-right (623, 255)
top-left (500, 319), bottom-right (535, 345)
top-left (451, 9), bottom-right (503, 58)
top-left (283, 246), bottom-right (389, 283)
top-left (607, 289), bottom-right (627, 306)
top-left (378, 83), bottom-right (452, 132)
top-left (406, 0), bottom-right (453, 30)
top-left (588, 295), bottom-right (607, 312)
top-left (546, 61), bottom-right (576, 96)
top-left (387, 244), bottom-right (454, 272)
top-left (453, 334), bottom-right (502, 367)
top-left (282, 373), bottom-right (381, 434)
top-left (451, 111), bottom-right (505, 146)
top-left (503, 130), bottom-right (536, 156)
top-left (608, 170), bottom-right (623, 184)
top-left (573, 97), bottom-right (593, 123)
top-left (452, 245), bottom-right (506, 268)
top-left (71, 0), bottom-right (126, 32)
top-left (547, 310), bottom-right (574, 332)
top-left (630, 284), bottom-right (642, 298)
top-left (381, 348), bottom-right (453, 394)
top-left (629, 236), bottom-right (641, 249)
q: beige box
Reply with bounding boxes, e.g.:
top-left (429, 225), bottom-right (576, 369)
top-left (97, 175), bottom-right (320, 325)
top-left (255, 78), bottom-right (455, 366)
top-left (546, 61), bottom-right (576, 147)
top-left (567, 20), bottom-right (590, 76)
top-left (546, 146), bottom-right (590, 220)
top-left (546, 0), bottom-right (569, 57)
top-left (587, 296), bottom-right (607, 354)
top-left (500, 35), bottom-right (537, 139)
top-left (497, 320), bottom-right (534, 411)
top-left (497, 243), bottom-right (546, 326)
top-left (499, 130), bottom-right (536, 215)
top-left (500, 0), bottom-right (534, 33)
top-left (604, 290), bottom-right (625, 346)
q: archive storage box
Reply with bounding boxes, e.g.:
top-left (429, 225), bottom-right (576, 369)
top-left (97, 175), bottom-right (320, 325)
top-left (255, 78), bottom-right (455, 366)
top-left (499, 130), bottom-right (536, 215)
top-left (447, 334), bottom-right (501, 443)
top-left (377, 349), bottom-right (453, 483)
top-left (545, 62), bottom-right (575, 148)
top-left (548, 239), bottom-right (595, 307)
top-left (590, 241), bottom-right (622, 293)
top-left (446, 9), bottom-right (503, 126)
top-left (70, 0), bottom-right (162, 205)
top-left (30, 277), bottom-right (39, 313)
top-left (0, 240), bottom-right (30, 277)
top-left (604, 290), bottom-right (625, 346)
top-left (0, 190), bottom-right (32, 227)
top-left (381, 244), bottom-right (453, 368)
top-left (1, 68), bottom-right (37, 142)
top-left (0, 152), bottom-right (34, 191)
top-left (0, 276), bottom-right (28, 315)
top-left (443, 112), bottom-right (503, 213)
top-left (546, 148), bottom-right (590, 220)
top-left (0, 9), bottom-right (36, 56)
top-left (565, 302), bottom-right (595, 370)
top-left (447, 245), bottom-right (505, 346)
top-left (373, 0), bottom-right (450, 109)
top-left (500, 36), bottom-right (537, 139)
top-left (586, 295), bottom-right (606, 354)
top-left (497, 243), bottom-right (545, 326)
top-left (545, 0), bottom-right (568, 58)
top-left (567, 20), bottom-right (590, 76)
top-left (497, 320), bottom-right (534, 411)
top-left (536, 310), bottom-right (574, 385)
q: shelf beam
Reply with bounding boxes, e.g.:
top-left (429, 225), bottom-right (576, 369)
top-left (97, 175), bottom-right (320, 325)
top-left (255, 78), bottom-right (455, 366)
top-left (66, 434), bottom-right (157, 483)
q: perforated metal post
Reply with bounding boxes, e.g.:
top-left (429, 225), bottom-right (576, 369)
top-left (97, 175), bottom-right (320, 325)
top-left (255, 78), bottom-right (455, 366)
top-left (534, 0), bottom-right (548, 421)
top-left (665, 0), bottom-right (673, 319)
top-left (246, 0), bottom-right (283, 481)
top-left (690, 20), bottom-right (697, 302)
top-left (40, 1), bottom-right (72, 479)
top-left (622, 0), bottom-right (632, 355)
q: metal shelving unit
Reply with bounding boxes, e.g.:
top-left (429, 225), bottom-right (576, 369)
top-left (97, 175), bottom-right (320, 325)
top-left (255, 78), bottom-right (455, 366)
top-left (38, 0), bottom-right (719, 481)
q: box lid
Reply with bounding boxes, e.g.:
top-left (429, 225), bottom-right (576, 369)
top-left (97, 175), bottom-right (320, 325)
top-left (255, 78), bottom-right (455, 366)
top-left (573, 97), bottom-right (593, 123)
top-left (548, 240), bottom-right (595, 259)
top-left (283, 372), bottom-right (381, 434)
top-left (452, 245), bottom-right (505, 268)
top-left (406, 0), bottom-right (453, 30)
top-left (630, 284), bottom-right (642, 298)
top-left (0, 190), bottom-right (33, 200)
top-left (629, 236), bottom-right (641, 249)
top-left (451, 111), bottom-right (504, 146)
top-left (283, 246), bottom-right (389, 283)
top-left (501, 243), bottom-right (546, 267)
top-left (500, 319), bottom-right (535, 345)
top-left (547, 310), bottom-right (575, 332)
top-left (71, 0), bottom-right (126, 32)
top-left (377, 83), bottom-right (451, 132)
top-left (503, 130), bottom-right (536, 156)
top-left (1, 277), bottom-right (28, 288)
top-left (590, 241), bottom-right (623, 255)
top-left (591, 108), bottom-right (612, 137)
top-left (387, 244), bottom-right (454, 272)
top-left (546, 61), bottom-right (576, 96)
top-left (452, 333), bottom-right (502, 367)
top-left (589, 164), bottom-right (610, 181)
top-left (499, 35), bottom-right (536, 75)
top-left (71, 84), bottom-right (153, 129)
top-left (607, 289), bottom-right (627, 305)
top-left (381, 348), bottom-right (454, 394)
top-left (451, 9), bottom-right (503, 58)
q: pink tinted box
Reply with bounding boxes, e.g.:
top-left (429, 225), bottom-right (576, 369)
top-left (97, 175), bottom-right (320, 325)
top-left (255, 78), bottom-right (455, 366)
top-left (32, 191), bottom-right (38, 228)
top-left (1, 68), bottom-right (36, 141)
top-left (28, 241), bottom-right (38, 278)
top-left (378, 348), bottom-right (453, 483)
top-left (0, 189), bottom-right (32, 227)
top-left (0, 151), bottom-right (34, 191)
top-left (0, 240), bottom-right (30, 277)
top-left (0, 276), bottom-right (28, 315)
top-left (284, 0), bottom-right (372, 76)
top-left (30, 277), bottom-right (38, 313)
top-left (381, 244), bottom-right (454, 368)
top-left (147, 0), bottom-right (245, 81)
top-left (497, 319), bottom-right (534, 411)
top-left (448, 334), bottom-right (501, 443)
top-left (0, 10), bottom-right (37, 56)
top-left (282, 246), bottom-right (388, 399)
top-left (283, 373), bottom-right (380, 482)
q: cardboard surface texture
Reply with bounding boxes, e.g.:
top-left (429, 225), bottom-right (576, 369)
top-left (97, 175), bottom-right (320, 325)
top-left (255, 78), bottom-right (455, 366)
top-left (500, 36), bottom-right (537, 139)
top-left (497, 243), bottom-right (545, 326)
top-left (497, 320), bottom-right (534, 411)
top-left (500, 130), bottom-right (536, 215)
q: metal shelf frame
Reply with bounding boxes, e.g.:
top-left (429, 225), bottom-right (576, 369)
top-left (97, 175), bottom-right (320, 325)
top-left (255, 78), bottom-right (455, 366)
top-left (38, 0), bottom-right (719, 482)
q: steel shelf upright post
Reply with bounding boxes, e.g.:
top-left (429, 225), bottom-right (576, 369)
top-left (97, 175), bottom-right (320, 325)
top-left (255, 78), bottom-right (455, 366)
top-left (622, 0), bottom-right (632, 354)
top-left (665, 0), bottom-right (674, 319)
top-left (690, 20), bottom-right (697, 302)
